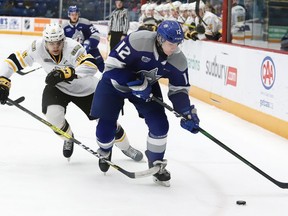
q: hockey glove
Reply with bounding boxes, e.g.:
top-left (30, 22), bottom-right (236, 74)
top-left (0, 76), bottom-right (11, 105)
top-left (83, 37), bottom-right (100, 52)
top-left (184, 30), bottom-right (199, 41)
top-left (83, 40), bottom-right (91, 53)
top-left (180, 105), bottom-right (200, 134)
top-left (45, 67), bottom-right (76, 86)
top-left (196, 24), bottom-right (205, 34)
top-left (127, 76), bottom-right (152, 102)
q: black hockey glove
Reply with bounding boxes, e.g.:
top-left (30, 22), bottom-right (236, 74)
top-left (196, 24), bottom-right (205, 34)
top-left (205, 32), bottom-right (222, 41)
top-left (180, 105), bottom-right (200, 134)
top-left (45, 66), bottom-right (76, 86)
top-left (0, 76), bottom-right (11, 105)
top-left (184, 30), bottom-right (199, 41)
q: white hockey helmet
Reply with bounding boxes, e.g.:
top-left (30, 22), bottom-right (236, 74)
top-left (141, 3), bottom-right (147, 11)
top-left (43, 23), bottom-right (65, 42)
top-left (188, 2), bottom-right (196, 11)
top-left (163, 3), bottom-right (170, 11)
top-left (145, 3), bottom-right (156, 12)
top-left (199, 1), bottom-right (206, 10)
top-left (155, 4), bottom-right (164, 12)
top-left (180, 3), bottom-right (189, 11)
top-left (172, 1), bottom-right (182, 9)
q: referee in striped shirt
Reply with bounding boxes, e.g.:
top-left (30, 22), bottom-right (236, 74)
top-left (108, 0), bottom-right (130, 51)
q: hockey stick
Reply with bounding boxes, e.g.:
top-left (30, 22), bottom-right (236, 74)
top-left (6, 97), bottom-right (160, 179)
top-left (151, 96), bottom-right (288, 189)
top-left (6, 96), bottom-right (25, 106)
top-left (195, 0), bottom-right (208, 27)
top-left (16, 66), bottom-right (42, 75)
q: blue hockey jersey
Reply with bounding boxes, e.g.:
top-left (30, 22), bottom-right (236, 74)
top-left (62, 17), bottom-right (100, 47)
top-left (104, 30), bottom-right (191, 112)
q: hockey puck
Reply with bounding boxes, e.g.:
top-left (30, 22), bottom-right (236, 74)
top-left (236, 200), bottom-right (246, 205)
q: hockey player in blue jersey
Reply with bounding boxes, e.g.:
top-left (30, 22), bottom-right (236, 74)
top-left (90, 20), bottom-right (200, 186)
top-left (62, 5), bottom-right (105, 72)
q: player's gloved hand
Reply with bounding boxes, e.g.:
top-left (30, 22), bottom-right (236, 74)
top-left (83, 40), bottom-right (91, 53)
top-left (0, 76), bottom-right (11, 105)
top-left (127, 76), bottom-right (152, 102)
top-left (45, 66), bottom-right (76, 86)
top-left (196, 24), bottom-right (205, 34)
top-left (87, 47), bottom-right (105, 72)
top-left (184, 31), bottom-right (190, 40)
top-left (180, 105), bottom-right (200, 134)
top-left (185, 31), bottom-right (198, 41)
top-left (189, 31), bottom-right (199, 41)
top-left (84, 37), bottom-right (100, 53)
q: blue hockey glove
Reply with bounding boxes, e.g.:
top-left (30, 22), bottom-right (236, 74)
top-left (45, 67), bottom-right (76, 86)
top-left (180, 105), bottom-right (200, 134)
top-left (127, 76), bottom-right (152, 102)
top-left (83, 40), bottom-right (104, 72)
top-left (83, 40), bottom-right (91, 53)
top-left (83, 37), bottom-right (99, 52)
top-left (0, 76), bottom-right (11, 105)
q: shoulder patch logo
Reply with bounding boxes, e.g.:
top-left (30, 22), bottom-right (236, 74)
top-left (22, 50), bottom-right (28, 58)
top-left (71, 45), bottom-right (82, 56)
top-left (141, 56), bottom-right (151, 63)
top-left (32, 40), bottom-right (36, 51)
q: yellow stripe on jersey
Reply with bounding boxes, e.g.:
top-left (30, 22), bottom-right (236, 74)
top-left (4, 59), bottom-right (17, 72)
top-left (81, 61), bottom-right (98, 69)
top-left (76, 53), bottom-right (94, 66)
top-left (16, 51), bottom-right (27, 68)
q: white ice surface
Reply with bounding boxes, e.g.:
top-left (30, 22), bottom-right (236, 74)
top-left (0, 34), bottom-right (288, 216)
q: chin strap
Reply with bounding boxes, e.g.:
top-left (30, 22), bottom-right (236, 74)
top-left (155, 38), bottom-right (167, 59)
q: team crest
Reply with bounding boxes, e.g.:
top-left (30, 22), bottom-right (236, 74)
top-left (138, 68), bottom-right (161, 83)
top-left (141, 56), bottom-right (151, 63)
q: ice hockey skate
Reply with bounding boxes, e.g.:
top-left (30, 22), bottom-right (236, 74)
top-left (63, 135), bottom-right (74, 159)
top-left (150, 160), bottom-right (171, 187)
top-left (97, 148), bottom-right (112, 173)
top-left (115, 124), bottom-right (143, 161)
top-left (121, 146), bottom-right (143, 161)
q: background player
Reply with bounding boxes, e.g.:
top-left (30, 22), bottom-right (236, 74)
top-left (62, 5), bottom-right (105, 72)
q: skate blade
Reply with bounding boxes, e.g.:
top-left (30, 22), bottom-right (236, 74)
top-left (153, 177), bottom-right (170, 187)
